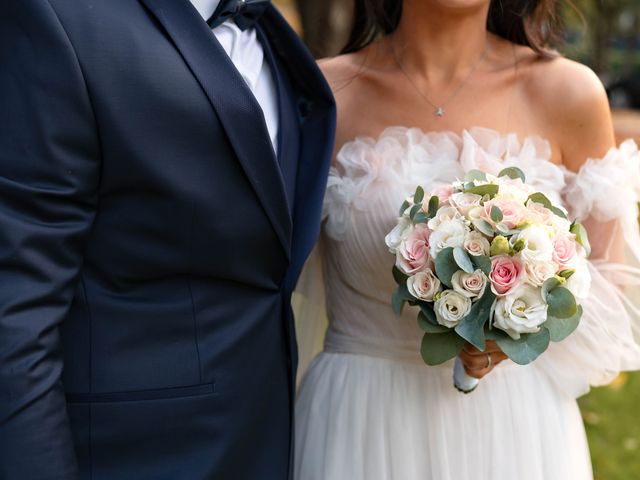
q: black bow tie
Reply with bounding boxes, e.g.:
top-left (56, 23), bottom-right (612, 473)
top-left (207, 0), bottom-right (271, 31)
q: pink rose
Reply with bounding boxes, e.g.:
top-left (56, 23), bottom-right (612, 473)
top-left (490, 255), bottom-right (523, 296)
top-left (427, 184), bottom-right (454, 206)
top-left (396, 224), bottom-right (432, 275)
top-left (552, 234), bottom-right (578, 269)
top-left (484, 199), bottom-right (525, 229)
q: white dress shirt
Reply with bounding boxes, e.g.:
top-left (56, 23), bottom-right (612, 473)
top-left (189, 0), bottom-right (279, 153)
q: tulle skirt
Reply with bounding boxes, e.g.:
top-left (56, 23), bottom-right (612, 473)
top-left (295, 352), bottom-right (593, 480)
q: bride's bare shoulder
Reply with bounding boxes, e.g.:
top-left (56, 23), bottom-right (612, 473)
top-left (318, 49), bottom-right (376, 96)
top-left (523, 53), bottom-right (615, 168)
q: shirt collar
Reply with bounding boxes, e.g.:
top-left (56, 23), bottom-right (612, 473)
top-left (189, 0), bottom-right (221, 20)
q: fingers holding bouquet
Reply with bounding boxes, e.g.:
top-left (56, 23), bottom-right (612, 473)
top-left (459, 341), bottom-right (509, 379)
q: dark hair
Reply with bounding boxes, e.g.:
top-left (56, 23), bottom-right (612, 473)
top-left (342, 0), bottom-right (563, 55)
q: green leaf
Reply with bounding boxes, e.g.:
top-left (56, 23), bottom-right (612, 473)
top-left (541, 277), bottom-right (562, 301)
top-left (474, 219), bottom-right (495, 236)
top-left (453, 247), bottom-right (475, 273)
top-left (418, 311), bottom-right (449, 333)
top-left (465, 184), bottom-right (499, 197)
top-left (498, 166), bottom-right (526, 182)
top-left (570, 222), bottom-right (592, 257)
top-left (528, 192), bottom-right (553, 209)
top-left (490, 205), bottom-right (504, 222)
top-left (427, 195), bottom-right (440, 219)
top-left (420, 330), bottom-right (466, 366)
top-left (409, 204), bottom-right (422, 221)
top-left (546, 286), bottom-right (578, 319)
top-left (392, 284), bottom-right (412, 315)
top-left (550, 206), bottom-right (567, 219)
top-left (434, 247), bottom-right (458, 288)
top-left (465, 170), bottom-right (488, 182)
top-left (454, 290), bottom-right (495, 351)
top-left (414, 186), bottom-right (425, 204)
top-left (399, 200), bottom-right (411, 216)
top-left (485, 327), bottom-right (511, 342)
top-left (471, 255), bottom-right (492, 275)
top-left (392, 265), bottom-right (409, 285)
top-left (419, 302), bottom-right (438, 324)
top-left (413, 212), bottom-right (430, 224)
top-left (495, 329), bottom-right (551, 365)
top-left (545, 305), bottom-right (583, 342)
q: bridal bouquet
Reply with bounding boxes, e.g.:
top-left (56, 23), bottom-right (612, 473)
top-left (385, 167), bottom-right (591, 393)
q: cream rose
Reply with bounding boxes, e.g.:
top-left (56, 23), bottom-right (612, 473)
top-left (429, 218), bottom-right (469, 259)
top-left (407, 269), bottom-right (442, 301)
top-left (463, 231), bottom-right (491, 257)
top-left (523, 260), bottom-right (558, 287)
top-left (434, 290), bottom-right (472, 328)
top-left (427, 206), bottom-right (464, 230)
top-left (385, 217), bottom-right (412, 254)
top-left (451, 269), bottom-right (488, 300)
top-left (483, 199), bottom-right (527, 229)
top-left (492, 284), bottom-right (548, 340)
top-left (449, 192), bottom-right (483, 217)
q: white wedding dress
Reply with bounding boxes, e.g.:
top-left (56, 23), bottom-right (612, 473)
top-left (293, 127), bottom-right (640, 480)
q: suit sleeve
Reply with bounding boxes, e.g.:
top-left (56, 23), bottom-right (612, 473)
top-left (0, 1), bottom-right (100, 477)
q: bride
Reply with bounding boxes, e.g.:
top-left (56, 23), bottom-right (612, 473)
top-left (293, 0), bottom-right (640, 479)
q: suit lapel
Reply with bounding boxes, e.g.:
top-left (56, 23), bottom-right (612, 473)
top-left (139, 0), bottom-right (292, 254)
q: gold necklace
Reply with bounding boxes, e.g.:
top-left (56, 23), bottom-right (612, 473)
top-left (391, 39), bottom-right (489, 118)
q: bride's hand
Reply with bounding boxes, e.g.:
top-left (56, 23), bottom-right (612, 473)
top-left (459, 341), bottom-right (509, 379)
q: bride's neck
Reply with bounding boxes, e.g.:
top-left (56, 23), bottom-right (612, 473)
top-left (390, 0), bottom-right (491, 83)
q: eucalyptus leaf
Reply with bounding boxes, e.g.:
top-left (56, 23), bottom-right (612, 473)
top-left (550, 206), bottom-right (568, 219)
top-left (427, 195), bottom-right (440, 218)
top-left (545, 305), bottom-right (583, 342)
top-left (392, 284), bottom-right (412, 315)
top-left (546, 286), bottom-right (578, 319)
top-left (490, 205), bottom-right (504, 222)
top-left (414, 186), bottom-right (425, 204)
top-left (527, 192), bottom-right (553, 209)
top-left (409, 204), bottom-right (422, 221)
top-left (471, 255), bottom-right (492, 275)
top-left (498, 166), bottom-right (526, 182)
top-left (570, 222), bottom-right (592, 257)
top-left (465, 170), bottom-right (488, 182)
top-left (399, 200), bottom-right (411, 216)
top-left (474, 219), bottom-right (495, 237)
top-left (392, 265), bottom-right (409, 285)
top-left (454, 290), bottom-right (495, 351)
top-left (435, 247), bottom-right (458, 288)
top-left (419, 302), bottom-right (438, 325)
top-left (541, 277), bottom-right (562, 301)
top-left (495, 328), bottom-right (551, 365)
top-left (418, 312), bottom-right (450, 333)
top-left (413, 212), bottom-right (430, 224)
top-left (420, 330), bottom-right (466, 366)
top-left (465, 184), bottom-right (499, 197)
top-left (453, 247), bottom-right (475, 273)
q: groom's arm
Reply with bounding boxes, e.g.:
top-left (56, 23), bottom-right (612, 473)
top-left (0, 1), bottom-right (100, 477)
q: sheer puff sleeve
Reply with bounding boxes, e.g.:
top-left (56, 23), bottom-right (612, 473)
top-left (536, 140), bottom-right (640, 398)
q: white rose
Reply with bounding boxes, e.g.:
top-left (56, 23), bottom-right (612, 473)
top-left (449, 192), bottom-right (483, 217)
top-left (451, 269), bottom-right (488, 300)
top-left (496, 179), bottom-right (533, 204)
top-left (565, 260), bottom-right (591, 300)
top-left (492, 284), bottom-right (548, 340)
top-left (427, 206), bottom-right (464, 230)
top-left (463, 231), bottom-right (491, 257)
top-left (434, 290), bottom-right (472, 328)
top-left (514, 225), bottom-right (554, 263)
top-left (407, 269), bottom-right (442, 301)
top-left (429, 218), bottom-right (469, 259)
top-left (385, 217), bottom-right (412, 253)
top-left (523, 260), bottom-right (558, 287)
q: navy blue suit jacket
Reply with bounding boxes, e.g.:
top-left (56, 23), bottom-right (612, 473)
top-left (0, 1), bottom-right (335, 478)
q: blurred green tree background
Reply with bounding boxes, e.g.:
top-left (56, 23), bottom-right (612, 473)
top-left (275, 1), bottom-right (640, 479)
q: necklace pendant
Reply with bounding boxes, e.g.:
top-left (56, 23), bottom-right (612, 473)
top-left (434, 107), bottom-right (445, 117)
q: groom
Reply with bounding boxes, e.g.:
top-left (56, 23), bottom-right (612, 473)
top-left (0, 0), bottom-right (334, 478)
